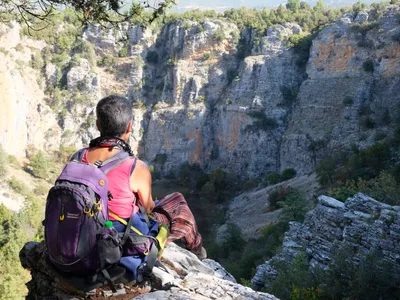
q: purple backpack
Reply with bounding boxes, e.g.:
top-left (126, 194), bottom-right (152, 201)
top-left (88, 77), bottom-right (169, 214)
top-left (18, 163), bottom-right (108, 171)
top-left (44, 149), bottom-right (132, 278)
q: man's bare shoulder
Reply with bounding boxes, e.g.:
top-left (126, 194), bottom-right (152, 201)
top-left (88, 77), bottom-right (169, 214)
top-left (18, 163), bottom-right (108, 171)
top-left (131, 159), bottom-right (151, 178)
top-left (130, 159), bottom-right (152, 192)
top-left (134, 159), bottom-right (150, 170)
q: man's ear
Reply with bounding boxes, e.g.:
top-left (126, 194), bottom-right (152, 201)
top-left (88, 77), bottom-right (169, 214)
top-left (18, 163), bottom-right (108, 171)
top-left (96, 120), bottom-right (100, 131)
top-left (126, 120), bottom-right (133, 134)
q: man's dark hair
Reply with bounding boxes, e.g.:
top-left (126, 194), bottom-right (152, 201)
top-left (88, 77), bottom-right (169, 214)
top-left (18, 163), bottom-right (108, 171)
top-left (96, 95), bottom-right (133, 137)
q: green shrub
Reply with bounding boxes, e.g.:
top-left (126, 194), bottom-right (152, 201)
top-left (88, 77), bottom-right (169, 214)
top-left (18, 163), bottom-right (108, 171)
top-left (359, 104), bottom-right (372, 116)
top-left (279, 191), bottom-right (309, 222)
top-left (227, 68), bottom-right (239, 84)
top-left (280, 86), bottom-right (298, 106)
top-left (391, 31), bottom-right (400, 43)
top-left (0, 47), bottom-right (8, 55)
top-left (6, 155), bottom-right (20, 168)
top-left (363, 60), bottom-right (374, 72)
top-left (268, 187), bottom-right (291, 210)
top-left (31, 52), bottom-right (44, 70)
top-left (146, 50), bottom-right (159, 64)
top-left (0, 145), bottom-right (7, 178)
top-left (203, 52), bottom-right (212, 60)
top-left (167, 57), bottom-right (177, 66)
top-left (197, 24), bottom-right (204, 33)
top-left (351, 22), bottom-right (377, 36)
top-left (69, 55), bottom-right (82, 67)
top-left (97, 55), bottom-right (116, 68)
top-left (118, 46), bottom-right (129, 58)
top-left (317, 157), bottom-right (336, 186)
top-left (15, 59), bottom-right (26, 70)
top-left (343, 96), bottom-right (354, 106)
top-left (0, 204), bottom-right (31, 298)
top-left (363, 143), bottom-right (390, 176)
top-left (74, 93), bottom-right (91, 105)
top-left (33, 183), bottom-right (49, 196)
top-left (329, 171), bottom-right (400, 205)
top-left (208, 220), bottom-right (289, 283)
top-left (319, 244), bottom-right (400, 299)
top-left (154, 153), bottom-right (167, 166)
top-left (14, 43), bottom-right (24, 52)
top-left (55, 145), bottom-right (77, 165)
top-left (270, 251), bottom-right (316, 300)
top-left (244, 178), bottom-right (258, 191)
top-left (374, 132), bottom-right (387, 142)
top-left (52, 52), bottom-right (70, 70)
top-left (8, 177), bottom-right (29, 196)
top-left (29, 151), bottom-right (51, 179)
top-left (199, 168), bottom-right (235, 204)
top-left (267, 173), bottom-right (281, 184)
top-left (80, 41), bottom-right (97, 67)
top-left (360, 116), bottom-right (375, 129)
top-left (197, 95), bottom-right (206, 103)
top-left (281, 168), bottom-right (297, 180)
top-left (247, 111), bottom-right (278, 131)
top-left (213, 27), bottom-right (225, 42)
top-left (223, 223), bottom-right (245, 253)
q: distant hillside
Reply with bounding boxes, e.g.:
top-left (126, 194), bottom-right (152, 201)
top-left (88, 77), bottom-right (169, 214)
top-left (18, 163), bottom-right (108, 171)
top-left (174, 0), bottom-right (388, 11)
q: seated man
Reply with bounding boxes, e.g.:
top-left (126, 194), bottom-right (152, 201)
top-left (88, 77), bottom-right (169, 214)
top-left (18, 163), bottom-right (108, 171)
top-left (81, 95), bottom-right (206, 277)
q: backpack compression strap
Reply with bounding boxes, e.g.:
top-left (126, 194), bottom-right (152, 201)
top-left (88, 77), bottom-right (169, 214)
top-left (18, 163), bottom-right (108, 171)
top-left (70, 147), bottom-right (135, 175)
top-left (109, 209), bottom-right (160, 283)
top-left (99, 151), bottom-right (133, 175)
top-left (70, 148), bottom-right (88, 162)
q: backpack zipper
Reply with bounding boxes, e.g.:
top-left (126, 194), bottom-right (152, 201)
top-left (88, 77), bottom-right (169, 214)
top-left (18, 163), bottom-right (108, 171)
top-left (57, 199), bottom-right (65, 255)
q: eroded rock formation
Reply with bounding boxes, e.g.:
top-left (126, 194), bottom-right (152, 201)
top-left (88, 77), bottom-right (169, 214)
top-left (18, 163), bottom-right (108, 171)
top-left (1, 6), bottom-right (400, 178)
top-left (251, 193), bottom-right (400, 290)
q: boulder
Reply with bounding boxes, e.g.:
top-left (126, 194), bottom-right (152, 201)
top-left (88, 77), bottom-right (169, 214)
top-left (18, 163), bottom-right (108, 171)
top-left (20, 241), bottom-right (278, 299)
top-left (252, 193), bottom-right (400, 290)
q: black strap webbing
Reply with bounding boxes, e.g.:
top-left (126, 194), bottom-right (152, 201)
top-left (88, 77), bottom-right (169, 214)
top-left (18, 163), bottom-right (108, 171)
top-left (137, 243), bottom-right (158, 283)
top-left (102, 269), bottom-right (117, 293)
top-left (130, 158), bottom-right (137, 175)
top-left (152, 206), bottom-right (173, 230)
top-left (70, 148), bottom-right (88, 162)
top-left (146, 243), bottom-right (158, 274)
top-left (121, 214), bottom-right (134, 246)
top-left (139, 205), bottom-right (150, 227)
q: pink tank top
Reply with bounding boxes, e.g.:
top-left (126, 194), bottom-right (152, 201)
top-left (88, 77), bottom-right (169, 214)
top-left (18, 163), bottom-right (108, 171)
top-left (82, 149), bottom-right (139, 220)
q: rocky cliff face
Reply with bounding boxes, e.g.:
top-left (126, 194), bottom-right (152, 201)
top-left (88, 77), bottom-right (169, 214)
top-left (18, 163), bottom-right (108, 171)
top-left (132, 21), bottom-right (304, 177)
top-left (20, 241), bottom-right (278, 300)
top-left (281, 5), bottom-right (400, 175)
top-left (1, 5), bottom-right (400, 178)
top-left (0, 23), bottom-right (60, 157)
top-left (251, 193), bottom-right (400, 290)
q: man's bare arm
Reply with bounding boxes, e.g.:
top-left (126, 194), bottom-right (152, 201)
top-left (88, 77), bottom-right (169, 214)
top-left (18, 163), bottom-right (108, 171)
top-left (130, 160), bottom-right (155, 214)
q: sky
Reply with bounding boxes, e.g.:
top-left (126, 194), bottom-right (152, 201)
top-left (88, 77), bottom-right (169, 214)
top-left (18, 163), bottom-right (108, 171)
top-left (173, 0), bottom-right (386, 11)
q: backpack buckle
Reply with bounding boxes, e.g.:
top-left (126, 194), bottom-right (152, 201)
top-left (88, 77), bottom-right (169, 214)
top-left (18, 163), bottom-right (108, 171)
top-left (84, 205), bottom-right (91, 215)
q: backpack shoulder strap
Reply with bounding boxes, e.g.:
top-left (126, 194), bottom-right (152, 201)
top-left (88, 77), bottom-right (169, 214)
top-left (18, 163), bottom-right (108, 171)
top-left (99, 151), bottom-right (134, 175)
top-left (70, 148), bottom-right (88, 162)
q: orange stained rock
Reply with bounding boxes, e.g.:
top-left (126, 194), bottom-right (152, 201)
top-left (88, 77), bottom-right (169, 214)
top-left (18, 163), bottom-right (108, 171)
top-left (312, 39), bottom-right (358, 74)
top-left (378, 45), bottom-right (400, 76)
top-left (187, 128), bottom-right (203, 164)
top-left (215, 111), bottom-right (248, 150)
top-left (163, 135), bottom-right (173, 150)
top-left (381, 44), bottom-right (400, 59)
